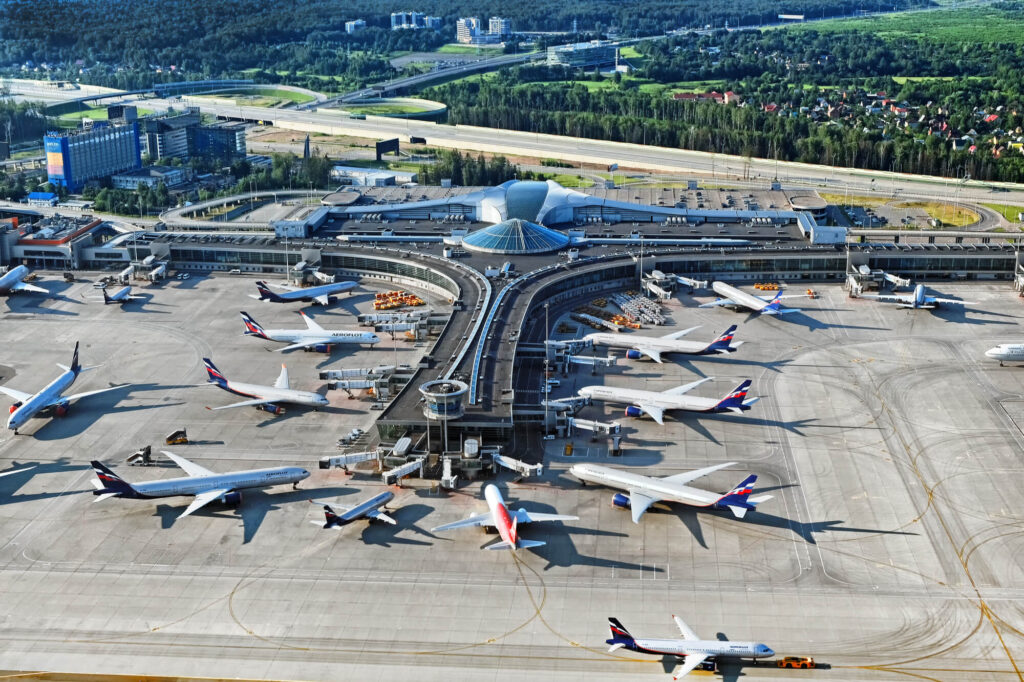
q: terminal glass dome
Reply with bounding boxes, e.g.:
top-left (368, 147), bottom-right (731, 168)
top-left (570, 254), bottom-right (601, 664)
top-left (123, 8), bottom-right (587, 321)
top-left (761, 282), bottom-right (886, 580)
top-left (461, 218), bottom-right (570, 254)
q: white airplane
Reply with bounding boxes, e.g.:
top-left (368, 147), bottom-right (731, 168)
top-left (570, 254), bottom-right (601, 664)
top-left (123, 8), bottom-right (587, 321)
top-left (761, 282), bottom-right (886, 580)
top-left (1, 342), bottom-right (127, 434)
top-left (203, 358), bottom-right (329, 414)
top-left (90, 451), bottom-right (310, 519)
top-left (253, 279), bottom-right (356, 306)
top-left (582, 325), bottom-right (741, 363)
top-left (240, 311), bottom-right (380, 352)
top-left (577, 377), bottom-right (758, 425)
top-left (858, 283), bottom-right (974, 309)
top-left (0, 265), bottom-right (48, 295)
top-left (569, 461), bottom-right (771, 522)
top-left (606, 616), bottom-right (774, 679)
top-left (986, 343), bottom-right (1024, 366)
top-left (699, 281), bottom-right (804, 315)
top-left (430, 483), bottom-right (577, 551)
top-left (313, 491), bottom-right (396, 528)
top-left (101, 286), bottom-right (143, 305)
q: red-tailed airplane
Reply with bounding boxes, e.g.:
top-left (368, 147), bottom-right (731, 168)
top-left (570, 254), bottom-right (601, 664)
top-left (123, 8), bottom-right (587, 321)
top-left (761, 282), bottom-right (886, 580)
top-left (430, 484), bottom-right (577, 551)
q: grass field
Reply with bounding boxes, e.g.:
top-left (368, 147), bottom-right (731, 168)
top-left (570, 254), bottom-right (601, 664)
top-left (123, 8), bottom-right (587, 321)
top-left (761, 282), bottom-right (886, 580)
top-left (437, 43), bottom-right (504, 54)
top-left (981, 202), bottom-right (1024, 223)
top-left (819, 192), bottom-right (890, 208)
top-left (668, 79), bottom-right (728, 94)
top-left (215, 87), bottom-right (315, 104)
top-left (344, 102), bottom-right (431, 115)
top-left (894, 200), bottom-right (979, 227)
top-left (786, 6), bottom-right (1024, 45)
top-left (56, 106), bottom-right (153, 127)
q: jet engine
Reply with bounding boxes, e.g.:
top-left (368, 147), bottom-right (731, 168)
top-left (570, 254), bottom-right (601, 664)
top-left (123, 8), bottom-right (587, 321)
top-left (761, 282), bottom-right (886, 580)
top-left (304, 344), bottom-right (331, 354)
top-left (54, 399), bottom-right (70, 417)
top-left (9, 402), bottom-right (21, 415)
top-left (256, 403), bottom-right (285, 415)
top-left (611, 493), bottom-right (631, 509)
top-left (219, 491), bottom-right (243, 506)
top-left (624, 406), bottom-right (644, 418)
top-left (625, 350), bottom-right (644, 360)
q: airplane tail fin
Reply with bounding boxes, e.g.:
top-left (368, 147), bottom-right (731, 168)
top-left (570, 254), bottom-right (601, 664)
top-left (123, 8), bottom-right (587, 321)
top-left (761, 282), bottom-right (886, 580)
top-left (713, 474), bottom-right (767, 518)
top-left (203, 358), bottom-right (229, 388)
top-left (254, 281), bottom-right (283, 302)
top-left (713, 379), bottom-right (752, 411)
top-left (90, 460), bottom-right (137, 497)
top-left (69, 341), bottom-right (81, 375)
top-left (606, 617), bottom-right (635, 651)
top-left (322, 504), bottom-right (342, 528)
top-left (240, 311), bottom-right (268, 338)
top-left (102, 289), bottom-right (112, 305)
top-left (704, 325), bottom-right (740, 354)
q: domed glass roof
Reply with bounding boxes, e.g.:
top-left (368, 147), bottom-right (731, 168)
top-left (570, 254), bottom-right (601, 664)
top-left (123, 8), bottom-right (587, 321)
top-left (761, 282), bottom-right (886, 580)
top-left (462, 218), bottom-right (570, 254)
top-left (504, 180), bottom-right (550, 221)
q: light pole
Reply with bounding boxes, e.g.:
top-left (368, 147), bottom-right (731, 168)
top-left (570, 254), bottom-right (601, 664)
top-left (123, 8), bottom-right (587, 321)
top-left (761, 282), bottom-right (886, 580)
top-left (544, 302), bottom-right (550, 435)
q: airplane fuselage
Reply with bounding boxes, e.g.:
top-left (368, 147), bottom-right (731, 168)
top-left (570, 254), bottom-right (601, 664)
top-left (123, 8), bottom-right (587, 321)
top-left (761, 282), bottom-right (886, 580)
top-left (484, 484), bottom-right (518, 548)
top-left (584, 333), bottom-right (707, 356)
top-left (569, 463), bottom-right (723, 507)
top-left (333, 491), bottom-right (395, 524)
top-left (215, 379), bottom-right (329, 408)
top-left (0, 265), bottom-right (33, 294)
top-left (711, 281), bottom-right (774, 312)
top-left (623, 637), bottom-right (772, 659)
top-left (118, 467), bottom-right (310, 499)
top-left (578, 385), bottom-right (721, 413)
top-left (986, 344), bottom-right (1024, 364)
top-left (267, 281), bottom-right (356, 303)
top-left (261, 328), bottom-right (380, 346)
top-left (7, 368), bottom-right (77, 431)
top-left (105, 286), bottom-right (133, 304)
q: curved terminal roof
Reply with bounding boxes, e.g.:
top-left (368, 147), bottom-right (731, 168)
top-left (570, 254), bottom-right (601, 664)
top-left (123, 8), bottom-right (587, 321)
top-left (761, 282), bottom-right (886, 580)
top-left (505, 181), bottom-right (551, 221)
top-left (462, 218), bottom-right (570, 254)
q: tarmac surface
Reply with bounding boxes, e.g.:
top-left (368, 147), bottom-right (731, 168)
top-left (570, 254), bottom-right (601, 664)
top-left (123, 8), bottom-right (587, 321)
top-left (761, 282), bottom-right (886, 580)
top-left (2, 274), bottom-right (1024, 681)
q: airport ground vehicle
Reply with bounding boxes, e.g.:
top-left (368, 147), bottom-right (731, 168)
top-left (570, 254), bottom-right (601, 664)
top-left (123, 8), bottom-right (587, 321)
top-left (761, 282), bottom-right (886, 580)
top-left (777, 656), bottom-right (815, 669)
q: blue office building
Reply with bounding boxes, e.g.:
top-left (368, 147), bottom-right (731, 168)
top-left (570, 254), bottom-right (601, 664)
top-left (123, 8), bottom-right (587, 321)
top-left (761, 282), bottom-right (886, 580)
top-left (45, 123), bottom-right (142, 193)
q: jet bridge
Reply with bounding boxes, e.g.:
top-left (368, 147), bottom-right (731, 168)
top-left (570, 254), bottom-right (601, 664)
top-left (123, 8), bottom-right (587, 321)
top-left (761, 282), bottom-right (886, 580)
top-left (319, 450), bottom-right (379, 470)
top-left (382, 458), bottom-right (424, 485)
top-left (493, 453), bottom-right (543, 478)
top-left (567, 417), bottom-right (624, 456)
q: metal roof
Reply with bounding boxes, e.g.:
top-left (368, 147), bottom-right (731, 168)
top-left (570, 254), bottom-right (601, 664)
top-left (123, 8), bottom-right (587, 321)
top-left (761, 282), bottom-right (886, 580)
top-left (462, 218), bottom-right (569, 254)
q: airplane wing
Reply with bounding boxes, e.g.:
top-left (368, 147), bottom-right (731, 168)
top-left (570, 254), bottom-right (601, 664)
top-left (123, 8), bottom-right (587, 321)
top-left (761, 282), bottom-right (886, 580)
top-left (661, 462), bottom-right (737, 486)
top-left (926, 297), bottom-right (976, 306)
top-left (663, 376), bottom-right (714, 395)
top-left (161, 450), bottom-right (216, 477)
top-left (274, 338), bottom-right (332, 353)
top-left (54, 384), bottom-right (128, 406)
top-left (0, 385), bottom-right (33, 403)
top-left (631, 348), bottom-right (663, 363)
top-left (636, 404), bottom-right (665, 425)
top-left (300, 312), bottom-right (325, 331)
top-left (206, 398), bottom-right (275, 410)
top-left (672, 615), bottom-right (700, 641)
top-left (512, 510), bottom-right (579, 524)
top-left (10, 281), bottom-right (49, 294)
top-left (662, 325), bottom-right (701, 340)
top-left (313, 294), bottom-right (330, 306)
top-left (628, 489), bottom-right (660, 523)
top-left (274, 364), bottom-right (290, 389)
top-left (366, 508), bottom-right (397, 525)
top-left (671, 653), bottom-right (708, 680)
top-left (431, 512), bottom-right (494, 531)
top-left (178, 488), bottom-right (231, 519)
top-left (698, 297), bottom-right (734, 309)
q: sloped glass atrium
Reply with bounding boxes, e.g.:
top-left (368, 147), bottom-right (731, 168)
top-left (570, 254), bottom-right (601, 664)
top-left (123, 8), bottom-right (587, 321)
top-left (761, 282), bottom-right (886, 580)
top-left (461, 218), bottom-right (571, 254)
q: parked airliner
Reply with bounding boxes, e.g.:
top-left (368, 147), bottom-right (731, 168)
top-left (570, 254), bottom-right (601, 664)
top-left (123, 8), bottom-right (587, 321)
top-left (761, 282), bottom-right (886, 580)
top-left (91, 451), bottom-right (309, 519)
top-left (0, 342), bottom-right (126, 434)
top-left (569, 461), bottom-right (771, 522)
top-left (858, 283), bottom-right (974, 309)
top-left (607, 616), bottom-right (774, 679)
top-left (582, 325), bottom-right (741, 363)
top-left (430, 484), bottom-right (577, 550)
top-left (986, 343), bottom-right (1024, 366)
top-left (203, 358), bottom-right (329, 413)
top-left (101, 286), bottom-right (143, 305)
top-left (241, 311), bottom-right (380, 352)
top-left (0, 265), bottom-right (48, 295)
top-left (313, 491), bottom-right (396, 528)
top-left (577, 377), bottom-right (758, 425)
top-left (252, 280), bottom-right (356, 306)
top-left (699, 281), bottom-right (805, 315)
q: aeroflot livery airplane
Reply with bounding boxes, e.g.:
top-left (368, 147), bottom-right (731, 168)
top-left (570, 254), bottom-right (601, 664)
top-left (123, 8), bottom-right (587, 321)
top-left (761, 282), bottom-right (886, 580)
top-left (252, 280), bottom-right (356, 306)
top-left (203, 358), bottom-right (329, 413)
top-left (577, 376), bottom-right (758, 425)
top-left (582, 325), bottom-right (742, 363)
top-left (569, 461), bottom-right (771, 522)
top-left (240, 311), bottom-right (380, 352)
top-left (0, 342), bottom-right (126, 434)
top-left (699, 281), bottom-right (805, 315)
top-left (91, 451), bottom-right (309, 519)
top-left (607, 616), bottom-right (773, 679)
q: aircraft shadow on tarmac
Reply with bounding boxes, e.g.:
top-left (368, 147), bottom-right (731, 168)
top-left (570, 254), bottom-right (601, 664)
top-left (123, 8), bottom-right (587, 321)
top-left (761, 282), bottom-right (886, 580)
top-left (930, 306), bottom-right (1019, 325)
top-left (664, 505), bottom-right (918, 548)
top-left (659, 656), bottom-right (831, 681)
top-left (764, 310), bottom-right (890, 333)
top-left (246, 403), bottom-right (360, 428)
top-left (154, 485), bottom-right (358, 543)
top-left (358, 502), bottom-right (437, 547)
top-left (23, 384), bottom-right (190, 441)
top-left (0, 458), bottom-right (92, 505)
top-left (114, 293), bottom-right (174, 314)
top-left (613, 413), bottom-right (820, 447)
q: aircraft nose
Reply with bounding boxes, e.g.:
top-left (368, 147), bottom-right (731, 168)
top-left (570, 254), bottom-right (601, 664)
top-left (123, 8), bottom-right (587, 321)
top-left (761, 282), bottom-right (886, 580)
top-left (985, 348), bottom-right (998, 358)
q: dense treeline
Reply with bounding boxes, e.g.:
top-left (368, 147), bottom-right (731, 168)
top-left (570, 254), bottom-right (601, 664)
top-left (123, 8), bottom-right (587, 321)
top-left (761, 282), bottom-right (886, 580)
top-left (418, 150), bottom-right (521, 186)
top-left (0, 0), bottom-right (927, 90)
top-left (0, 98), bottom-right (50, 144)
top-left (427, 75), bottom-right (1024, 182)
